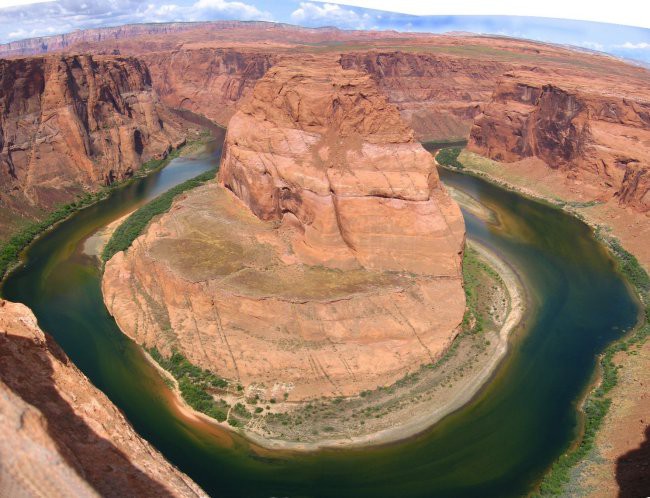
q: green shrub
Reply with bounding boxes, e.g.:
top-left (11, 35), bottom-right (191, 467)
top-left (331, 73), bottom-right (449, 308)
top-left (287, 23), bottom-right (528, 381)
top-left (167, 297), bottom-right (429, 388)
top-left (0, 188), bottom-right (111, 278)
top-left (537, 233), bottom-right (649, 496)
top-left (148, 347), bottom-right (229, 422)
top-left (102, 168), bottom-right (217, 262)
top-left (436, 147), bottom-right (464, 169)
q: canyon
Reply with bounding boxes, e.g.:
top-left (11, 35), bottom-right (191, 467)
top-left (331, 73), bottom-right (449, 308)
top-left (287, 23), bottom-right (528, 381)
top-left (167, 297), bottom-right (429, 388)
top-left (0, 54), bottom-right (187, 239)
top-left (0, 20), bottom-right (648, 496)
top-left (102, 56), bottom-right (466, 402)
top-left (468, 68), bottom-right (650, 213)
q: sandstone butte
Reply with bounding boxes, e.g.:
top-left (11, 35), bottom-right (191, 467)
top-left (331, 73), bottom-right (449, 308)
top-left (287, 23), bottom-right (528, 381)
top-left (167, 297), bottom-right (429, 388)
top-left (0, 54), bottom-right (186, 239)
top-left (0, 299), bottom-right (206, 497)
top-left (103, 56), bottom-right (466, 401)
top-left (1, 21), bottom-right (649, 494)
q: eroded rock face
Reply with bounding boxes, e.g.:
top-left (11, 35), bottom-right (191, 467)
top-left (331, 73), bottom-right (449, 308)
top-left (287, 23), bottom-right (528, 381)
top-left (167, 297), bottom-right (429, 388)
top-left (0, 54), bottom-right (186, 238)
top-left (103, 57), bottom-right (466, 401)
top-left (340, 52), bottom-right (507, 141)
top-left (143, 49), bottom-right (277, 126)
top-left (0, 300), bottom-right (206, 497)
top-left (220, 58), bottom-right (465, 275)
top-left (468, 70), bottom-right (650, 212)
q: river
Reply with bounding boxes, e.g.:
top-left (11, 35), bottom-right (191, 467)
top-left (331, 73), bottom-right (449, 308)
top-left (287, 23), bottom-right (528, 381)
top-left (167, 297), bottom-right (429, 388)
top-left (1, 134), bottom-right (639, 497)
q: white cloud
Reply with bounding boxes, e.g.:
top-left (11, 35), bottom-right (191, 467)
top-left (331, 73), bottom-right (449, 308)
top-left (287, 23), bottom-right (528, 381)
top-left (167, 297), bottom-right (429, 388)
top-left (291, 2), bottom-right (372, 29)
top-left (0, 0), bottom-right (273, 42)
top-left (192, 0), bottom-right (271, 21)
top-left (578, 40), bottom-right (604, 51)
top-left (616, 41), bottom-right (650, 49)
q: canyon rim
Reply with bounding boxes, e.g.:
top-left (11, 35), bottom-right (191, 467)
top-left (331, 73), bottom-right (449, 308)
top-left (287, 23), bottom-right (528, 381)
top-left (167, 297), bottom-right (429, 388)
top-left (0, 17), bottom-right (648, 498)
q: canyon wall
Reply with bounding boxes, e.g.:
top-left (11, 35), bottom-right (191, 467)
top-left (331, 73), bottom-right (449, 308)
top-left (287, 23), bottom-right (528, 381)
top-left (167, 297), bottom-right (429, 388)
top-left (468, 70), bottom-right (650, 211)
top-left (340, 52), bottom-right (508, 141)
top-left (142, 49), bottom-right (509, 140)
top-left (0, 54), bottom-right (186, 238)
top-left (142, 49), bottom-right (277, 126)
top-left (103, 57), bottom-right (466, 401)
top-left (0, 299), bottom-right (206, 497)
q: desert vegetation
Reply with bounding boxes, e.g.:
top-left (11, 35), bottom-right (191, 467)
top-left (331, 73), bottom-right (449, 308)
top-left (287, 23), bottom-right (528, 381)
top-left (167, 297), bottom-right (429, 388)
top-left (537, 232), bottom-right (649, 496)
top-left (102, 168), bottom-right (217, 263)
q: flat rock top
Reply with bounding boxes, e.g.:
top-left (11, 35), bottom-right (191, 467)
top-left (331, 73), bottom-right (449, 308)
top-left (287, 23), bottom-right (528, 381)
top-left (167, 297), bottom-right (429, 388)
top-left (146, 183), bottom-right (416, 301)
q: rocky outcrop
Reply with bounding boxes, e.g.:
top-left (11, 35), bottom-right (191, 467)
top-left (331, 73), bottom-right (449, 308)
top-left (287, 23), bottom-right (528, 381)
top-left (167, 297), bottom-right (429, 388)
top-left (142, 49), bottom-right (277, 126)
top-left (340, 52), bottom-right (508, 141)
top-left (142, 49), bottom-right (507, 140)
top-left (103, 57), bottom-right (465, 401)
top-left (468, 70), bottom-right (650, 211)
top-left (0, 54), bottom-right (186, 238)
top-left (0, 299), bottom-right (206, 497)
top-left (220, 57), bottom-right (465, 274)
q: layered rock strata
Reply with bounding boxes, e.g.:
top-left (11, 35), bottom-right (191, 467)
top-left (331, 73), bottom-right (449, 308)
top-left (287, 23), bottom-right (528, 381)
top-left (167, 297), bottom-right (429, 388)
top-left (142, 49), bottom-right (277, 126)
top-left (103, 57), bottom-right (465, 401)
top-left (0, 299), bottom-right (206, 497)
top-left (0, 54), bottom-right (186, 237)
top-left (340, 52), bottom-right (508, 141)
top-left (468, 70), bottom-right (650, 212)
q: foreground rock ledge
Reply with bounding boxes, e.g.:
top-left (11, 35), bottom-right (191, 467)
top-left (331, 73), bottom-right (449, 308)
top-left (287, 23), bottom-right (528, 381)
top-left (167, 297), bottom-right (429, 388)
top-left (0, 300), bottom-right (206, 498)
top-left (103, 56), bottom-right (465, 401)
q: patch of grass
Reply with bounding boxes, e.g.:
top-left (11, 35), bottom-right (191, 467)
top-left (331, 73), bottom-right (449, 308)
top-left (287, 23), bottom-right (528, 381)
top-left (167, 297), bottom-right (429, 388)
top-left (0, 137), bottom-right (206, 280)
top-left (436, 147), bottom-right (464, 169)
top-left (148, 347), bottom-right (230, 422)
top-left (536, 233), bottom-right (649, 496)
top-left (102, 168), bottom-right (217, 263)
top-left (0, 189), bottom-right (110, 279)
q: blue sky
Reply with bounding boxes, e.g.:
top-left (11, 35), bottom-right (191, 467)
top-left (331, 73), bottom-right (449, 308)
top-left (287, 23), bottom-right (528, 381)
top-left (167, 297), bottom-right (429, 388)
top-left (1, 1), bottom-right (649, 63)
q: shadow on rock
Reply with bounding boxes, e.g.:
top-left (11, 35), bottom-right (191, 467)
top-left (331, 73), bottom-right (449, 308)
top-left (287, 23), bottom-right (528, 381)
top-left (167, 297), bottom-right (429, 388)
top-left (616, 424), bottom-right (650, 498)
top-left (0, 330), bottom-right (175, 497)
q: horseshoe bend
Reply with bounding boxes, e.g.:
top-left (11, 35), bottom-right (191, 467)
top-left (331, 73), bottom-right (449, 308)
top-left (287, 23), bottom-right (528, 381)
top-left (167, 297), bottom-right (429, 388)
top-left (0, 15), bottom-right (648, 498)
top-left (102, 57), bottom-right (467, 411)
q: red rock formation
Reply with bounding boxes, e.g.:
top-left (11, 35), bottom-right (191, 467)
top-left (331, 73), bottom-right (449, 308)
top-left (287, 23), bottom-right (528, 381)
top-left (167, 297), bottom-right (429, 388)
top-left (468, 70), bottom-right (650, 211)
top-left (220, 57), bottom-right (465, 274)
top-left (103, 56), bottom-right (466, 401)
top-left (340, 52), bottom-right (508, 141)
top-left (142, 49), bottom-right (277, 125)
top-left (0, 21), bottom-right (413, 59)
top-left (0, 299), bottom-right (206, 497)
top-left (0, 54), bottom-right (186, 237)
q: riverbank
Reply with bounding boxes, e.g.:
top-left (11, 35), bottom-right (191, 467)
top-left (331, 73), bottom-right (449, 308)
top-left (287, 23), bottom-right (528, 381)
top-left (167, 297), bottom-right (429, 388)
top-left (130, 235), bottom-right (525, 451)
top-left (435, 149), bottom-right (650, 497)
top-left (0, 129), bottom-right (217, 282)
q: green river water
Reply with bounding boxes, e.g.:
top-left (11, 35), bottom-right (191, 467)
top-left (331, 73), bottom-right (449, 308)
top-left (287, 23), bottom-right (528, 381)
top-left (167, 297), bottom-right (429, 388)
top-left (1, 134), bottom-right (640, 497)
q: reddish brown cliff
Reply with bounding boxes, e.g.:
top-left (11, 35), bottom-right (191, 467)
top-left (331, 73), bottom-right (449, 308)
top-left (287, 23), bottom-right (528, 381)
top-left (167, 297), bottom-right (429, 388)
top-left (0, 299), bottom-right (206, 497)
top-left (340, 52), bottom-right (508, 141)
top-left (142, 49), bottom-right (277, 125)
top-left (0, 54), bottom-right (186, 238)
top-left (220, 57), bottom-right (465, 274)
top-left (103, 56), bottom-right (466, 401)
top-left (468, 70), bottom-right (650, 211)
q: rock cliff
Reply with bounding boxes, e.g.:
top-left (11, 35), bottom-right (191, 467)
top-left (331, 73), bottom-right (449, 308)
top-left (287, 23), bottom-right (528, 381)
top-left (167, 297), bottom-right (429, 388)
top-left (0, 54), bottom-right (186, 238)
top-left (468, 70), bottom-right (650, 211)
top-left (340, 52), bottom-right (508, 141)
top-left (142, 49), bottom-right (277, 126)
top-left (103, 57), bottom-right (466, 401)
top-left (0, 299), bottom-right (206, 497)
top-left (220, 57), bottom-right (465, 274)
